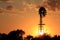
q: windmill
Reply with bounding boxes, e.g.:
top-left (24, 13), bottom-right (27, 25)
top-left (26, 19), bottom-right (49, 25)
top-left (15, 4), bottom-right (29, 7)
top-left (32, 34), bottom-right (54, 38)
top-left (38, 7), bottom-right (47, 35)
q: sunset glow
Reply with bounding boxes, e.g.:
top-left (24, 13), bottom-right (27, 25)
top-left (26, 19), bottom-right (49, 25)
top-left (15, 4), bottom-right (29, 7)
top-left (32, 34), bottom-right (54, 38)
top-left (0, 0), bottom-right (60, 37)
top-left (38, 30), bottom-right (45, 35)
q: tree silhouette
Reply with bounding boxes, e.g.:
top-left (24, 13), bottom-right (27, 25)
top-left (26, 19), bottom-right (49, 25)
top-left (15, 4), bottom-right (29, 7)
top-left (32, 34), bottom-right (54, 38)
top-left (8, 29), bottom-right (25, 40)
top-left (0, 29), bottom-right (60, 40)
top-left (0, 33), bottom-right (8, 40)
top-left (25, 35), bottom-right (33, 40)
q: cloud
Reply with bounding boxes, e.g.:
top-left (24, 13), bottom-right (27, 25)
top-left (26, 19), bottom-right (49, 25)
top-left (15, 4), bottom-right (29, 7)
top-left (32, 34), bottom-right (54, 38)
top-left (0, 0), bottom-right (12, 3)
top-left (0, 0), bottom-right (11, 2)
top-left (0, 0), bottom-right (45, 14)
top-left (0, 8), bottom-right (3, 13)
top-left (0, 0), bottom-right (9, 1)
top-left (43, 0), bottom-right (60, 11)
top-left (0, 0), bottom-right (13, 11)
top-left (6, 5), bottom-right (13, 10)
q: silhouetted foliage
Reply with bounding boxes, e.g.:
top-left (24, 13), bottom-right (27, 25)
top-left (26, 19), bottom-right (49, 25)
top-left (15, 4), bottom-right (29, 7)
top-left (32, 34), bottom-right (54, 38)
top-left (0, 33), bottom-right (8, 40)
top-left (0, 29), bottom-right (60, 40)
top-left (31, 34), bottom-right (60, 40)
top-left (8, 29), bottom-right (25, 40)
top-left (25, 35), bottom-right (33, 40)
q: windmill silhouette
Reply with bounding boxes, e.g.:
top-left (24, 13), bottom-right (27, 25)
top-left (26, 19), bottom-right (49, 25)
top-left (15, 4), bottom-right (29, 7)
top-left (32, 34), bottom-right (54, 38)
top-left (39, 7), bottom-right (47, 34)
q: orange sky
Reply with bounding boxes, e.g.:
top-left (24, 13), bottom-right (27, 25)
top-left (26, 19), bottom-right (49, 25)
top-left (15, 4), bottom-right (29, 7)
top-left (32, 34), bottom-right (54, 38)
top-left (0, 0), bottom-right (60, 36)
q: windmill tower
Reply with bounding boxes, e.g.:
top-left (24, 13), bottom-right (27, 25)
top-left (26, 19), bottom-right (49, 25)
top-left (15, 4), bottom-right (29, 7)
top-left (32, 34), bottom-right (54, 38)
top-left (39, 7), bottom-right (47, 34)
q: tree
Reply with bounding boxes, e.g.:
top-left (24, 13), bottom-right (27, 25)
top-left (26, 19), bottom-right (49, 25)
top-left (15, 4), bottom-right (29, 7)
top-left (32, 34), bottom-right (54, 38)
top-left (8, 29), bottom-right (25, 40)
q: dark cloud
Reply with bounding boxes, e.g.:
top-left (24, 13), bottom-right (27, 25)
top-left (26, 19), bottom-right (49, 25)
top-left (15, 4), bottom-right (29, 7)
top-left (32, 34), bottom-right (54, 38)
top-left (44, 0), bottom-right (60, 11)
top-left (25, 0), bottom-right (43, 5)
top-left (0, 8), bottom-right (3, 13)
top-left (6, 5), bottom-right (13, 10)
top-left (0, 0), bottom-right (9, 1)
top-left (0, 0), bottom-right (13, 10)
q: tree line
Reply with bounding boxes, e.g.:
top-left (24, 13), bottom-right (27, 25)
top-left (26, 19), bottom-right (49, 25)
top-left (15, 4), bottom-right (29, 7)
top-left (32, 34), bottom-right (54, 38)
top-left (0, 29), bottom-right (60, 40)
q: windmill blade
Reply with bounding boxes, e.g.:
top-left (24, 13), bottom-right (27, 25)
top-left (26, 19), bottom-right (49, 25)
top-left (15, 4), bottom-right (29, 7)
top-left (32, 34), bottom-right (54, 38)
top-left (39, 7), bottom-right (47, 17)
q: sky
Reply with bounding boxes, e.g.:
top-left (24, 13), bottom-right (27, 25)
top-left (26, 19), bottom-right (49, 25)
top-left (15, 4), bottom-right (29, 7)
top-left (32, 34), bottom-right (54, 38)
top-left (0, 0), bottom-right (60, 36)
